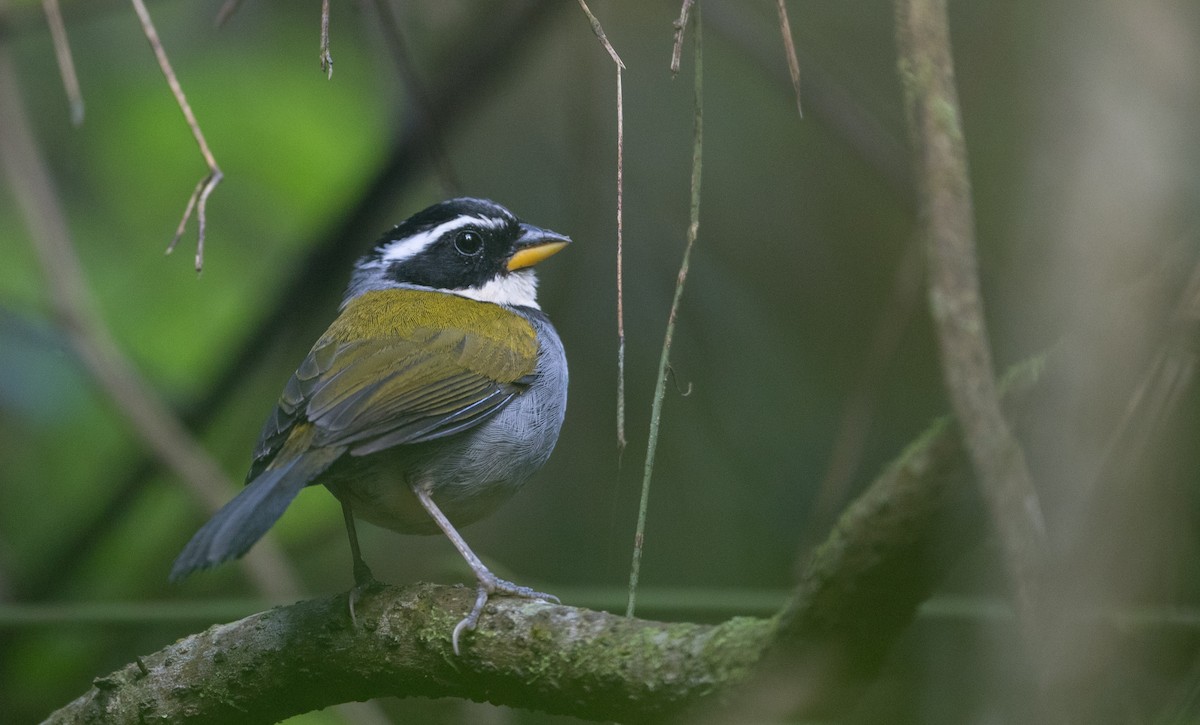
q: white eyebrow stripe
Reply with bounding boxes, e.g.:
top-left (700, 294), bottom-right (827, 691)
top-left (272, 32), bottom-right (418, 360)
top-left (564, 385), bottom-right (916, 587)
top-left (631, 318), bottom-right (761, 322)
top-left (472, 214), bottom-right (510, 230)
top-left (379, 215), bottom-right (499, 264)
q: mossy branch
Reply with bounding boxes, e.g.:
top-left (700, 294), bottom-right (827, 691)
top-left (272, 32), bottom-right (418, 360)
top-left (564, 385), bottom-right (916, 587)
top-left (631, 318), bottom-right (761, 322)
top-left (44, 584), bottom-right (772, 724)
top-left (45, 358), bottom-right (1045, 723)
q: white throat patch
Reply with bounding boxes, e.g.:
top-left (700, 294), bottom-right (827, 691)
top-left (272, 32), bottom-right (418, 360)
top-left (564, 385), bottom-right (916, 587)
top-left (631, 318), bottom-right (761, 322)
top-left (451, 269), bottom-right (540, 309)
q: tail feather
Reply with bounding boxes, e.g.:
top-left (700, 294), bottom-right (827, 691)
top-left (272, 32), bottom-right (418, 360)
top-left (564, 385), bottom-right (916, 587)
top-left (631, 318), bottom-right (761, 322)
top-left (169, 445), bottom-right (343, 582)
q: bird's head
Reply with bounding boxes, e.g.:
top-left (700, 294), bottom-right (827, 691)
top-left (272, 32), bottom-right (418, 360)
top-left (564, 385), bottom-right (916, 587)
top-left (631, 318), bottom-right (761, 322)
top-left (345, 198), bottom-right (570, 310)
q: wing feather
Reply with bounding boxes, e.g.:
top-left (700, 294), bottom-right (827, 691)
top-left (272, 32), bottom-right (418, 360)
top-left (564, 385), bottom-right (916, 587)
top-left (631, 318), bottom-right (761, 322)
top-left (247, 289), bottom-right (538, 479)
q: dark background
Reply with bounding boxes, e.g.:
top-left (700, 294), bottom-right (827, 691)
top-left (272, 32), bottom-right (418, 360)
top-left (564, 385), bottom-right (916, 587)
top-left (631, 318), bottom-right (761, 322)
top-left (2, 0), bottom-right (1198, 722)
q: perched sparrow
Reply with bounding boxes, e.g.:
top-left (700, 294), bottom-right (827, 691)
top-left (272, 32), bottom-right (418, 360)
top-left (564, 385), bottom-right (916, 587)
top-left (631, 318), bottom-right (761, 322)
top-left (171, 198), bottom-right (570, 653)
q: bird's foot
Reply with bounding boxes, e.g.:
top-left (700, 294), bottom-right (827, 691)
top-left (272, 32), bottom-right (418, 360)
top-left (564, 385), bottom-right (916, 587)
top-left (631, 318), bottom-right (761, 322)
top-left (451, 573), bottom-right (558, 655)
top-left (347, 563), bottom-right (381, 626)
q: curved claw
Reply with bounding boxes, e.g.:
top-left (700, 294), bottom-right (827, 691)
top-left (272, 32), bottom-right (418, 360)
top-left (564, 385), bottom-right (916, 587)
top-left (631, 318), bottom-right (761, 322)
top-left (450, 576), bottom-right (558, 655)
top-left (409, 486), bottom-right (559, 655)
top-left (347, 586), bottom-right (363, 626)
top-left (452, 587), bottom-right (491, 655)
top-left (347, 569), bottom-right (381, 626)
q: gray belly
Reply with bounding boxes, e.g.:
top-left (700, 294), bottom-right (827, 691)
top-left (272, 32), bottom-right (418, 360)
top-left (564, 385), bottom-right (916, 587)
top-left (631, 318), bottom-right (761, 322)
top-left (324, 312), bottom-right (567, 534)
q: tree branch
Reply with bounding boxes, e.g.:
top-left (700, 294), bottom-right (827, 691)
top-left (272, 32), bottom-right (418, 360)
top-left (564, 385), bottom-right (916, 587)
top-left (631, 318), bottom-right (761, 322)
top-left (893, 0), bottom-right (1045, 653)
top-left (46, 355), bottom-right (1047, 722)
top-left (45, 584), bottom-right (773, 723)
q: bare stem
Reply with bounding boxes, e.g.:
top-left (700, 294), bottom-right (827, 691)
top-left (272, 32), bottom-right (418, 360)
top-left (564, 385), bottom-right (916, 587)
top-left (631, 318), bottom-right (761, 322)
top-left (893, 0), bottom-right (1044, 661)
top-left (575, 0), bottom-right (625, 70)
top-left (130, 0), bottom-right (223, 272)
top-left (575, 0), bottom-right (628, 454)
top-left (214, 0), bottom-right (243, 27)
top-left (615, 65), bottom-right (627, 454)
top-left (775, 0), bottom-right (803, 117)
top-left (43, 0), bottom-right (84, 125)
top-left (319, 0), bottom-right (332, 78)
top-left (669, 0), bottom-right (695, 75)
top-left (628, 5), bottom-right (703, 618)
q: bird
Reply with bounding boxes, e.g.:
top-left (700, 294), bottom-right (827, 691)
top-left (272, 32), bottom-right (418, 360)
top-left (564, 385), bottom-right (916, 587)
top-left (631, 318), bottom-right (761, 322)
top-left (169, 197), bottom-right (570, 653)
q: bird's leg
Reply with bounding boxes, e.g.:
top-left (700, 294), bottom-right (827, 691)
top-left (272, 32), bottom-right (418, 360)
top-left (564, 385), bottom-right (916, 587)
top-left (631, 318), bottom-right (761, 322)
top-left (411, 485), bottom-right (558, 655)
top-left (341, 499), bottom-right (378, 624)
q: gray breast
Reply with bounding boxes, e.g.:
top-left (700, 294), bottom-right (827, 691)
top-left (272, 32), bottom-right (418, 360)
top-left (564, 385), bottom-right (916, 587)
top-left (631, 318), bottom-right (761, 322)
top-left (329, 308), bottom-right (568, 533)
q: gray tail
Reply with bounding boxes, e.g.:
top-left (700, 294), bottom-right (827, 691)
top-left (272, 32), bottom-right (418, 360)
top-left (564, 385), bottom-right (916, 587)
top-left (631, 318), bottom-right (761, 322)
top-left (169, 448), bottom-right (342, 582)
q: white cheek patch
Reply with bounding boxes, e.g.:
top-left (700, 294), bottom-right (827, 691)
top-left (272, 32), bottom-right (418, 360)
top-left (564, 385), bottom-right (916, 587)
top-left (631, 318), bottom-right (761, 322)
top-left (379, 215), bottom-right (503, 264)
top-left (452, 270), bottom-right (540, 309)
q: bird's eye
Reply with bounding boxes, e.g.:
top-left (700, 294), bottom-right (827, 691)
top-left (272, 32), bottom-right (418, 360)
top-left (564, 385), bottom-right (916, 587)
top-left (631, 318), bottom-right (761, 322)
top-left (454, 230), bottom-right (484, 256)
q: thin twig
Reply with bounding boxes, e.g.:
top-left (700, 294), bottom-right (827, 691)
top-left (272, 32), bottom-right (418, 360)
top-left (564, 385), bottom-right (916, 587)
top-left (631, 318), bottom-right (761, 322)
top-left (43, 0), bottom-right (84, 125)
top-left (576, 0), bottom-right (625, 69)
top-left (319, 0), bottom-right (332, 78)
top-left (575, 0), bottom-right (628, 455)
top-left (214, 0), bottom-right (243, 27)
top-left (0, 42), bottom-right (295, 599)
top-left (615, 66), bottom-right (627, 454)
top-left (130, 0), bottom-right (223, 272)
top-left (669, 0), bottom-right (695, 75)
top-left (774, 0), bottom-right (803, 117)
top-left (893, 0), bottom-right (1044, 661)
top-left (627, 5), bottom-right (702, 618)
